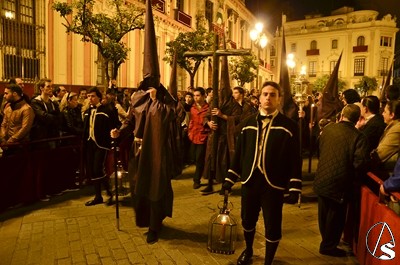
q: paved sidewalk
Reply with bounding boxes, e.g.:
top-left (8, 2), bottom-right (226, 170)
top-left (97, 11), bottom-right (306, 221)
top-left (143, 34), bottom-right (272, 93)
top-left (0, 164), bottom-right (359, 265)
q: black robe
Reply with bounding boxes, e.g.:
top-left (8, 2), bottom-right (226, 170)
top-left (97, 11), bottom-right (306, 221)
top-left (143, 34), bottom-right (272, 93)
top-left (131, 87), bottom-right (177, 230)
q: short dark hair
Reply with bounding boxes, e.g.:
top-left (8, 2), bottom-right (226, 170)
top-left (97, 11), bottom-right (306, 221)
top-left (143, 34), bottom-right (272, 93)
top-left (38, 78), bottom-right (51, 89)
top-left (386, 100), bottom-right (400, 120)
top-left (341, 103), bottom-right (361, 124)
top-left (386, 85), bottom-right (400, 101)
top-left (361, 95), bottom-right (380, 114)
top-left (88, 87), bottom-right (102, 99)
top-left (342, 89), bottom-right (361, 104)
top-left (6, 84), bottom-right (23, 97)
top-left (184, 92), bottom-right (193, 97)
top-left (233, 86), bottom-right (245, 95)
top-left (194, 87), bottom-right (205, 96)
top-left (261, 81), bottom-right (281, 96)
top-left (206, 87), bottom-right (213, 94)
top-left (53, 86), bottom-right (61, 96)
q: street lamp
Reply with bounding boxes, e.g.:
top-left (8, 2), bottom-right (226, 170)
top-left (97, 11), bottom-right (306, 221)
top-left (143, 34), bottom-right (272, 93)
top-left (286, 53), bottom-right (296, 77)
top-left (250, 22), bottom-right (268, 90)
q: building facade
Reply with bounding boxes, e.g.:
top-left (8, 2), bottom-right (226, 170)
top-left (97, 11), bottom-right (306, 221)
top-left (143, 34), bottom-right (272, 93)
top-left (276, 7), bottom-right (398, 92)
top-left (0, 0), bottom-right (273, 96)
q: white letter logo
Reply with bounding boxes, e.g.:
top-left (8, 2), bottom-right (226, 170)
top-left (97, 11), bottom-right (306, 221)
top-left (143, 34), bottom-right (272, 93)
top-left (366, 222), bottom-right (396, 260)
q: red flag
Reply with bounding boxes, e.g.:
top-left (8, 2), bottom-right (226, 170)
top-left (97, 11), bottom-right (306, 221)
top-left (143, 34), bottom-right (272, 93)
top-left (279, 27), bottom-right (298, 120)
top-left (319, 51), bottom-right (344, 120)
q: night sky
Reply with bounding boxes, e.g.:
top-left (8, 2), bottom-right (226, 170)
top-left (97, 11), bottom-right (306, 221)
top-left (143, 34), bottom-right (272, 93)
top-left (245, 0), bottom-right (399, 33)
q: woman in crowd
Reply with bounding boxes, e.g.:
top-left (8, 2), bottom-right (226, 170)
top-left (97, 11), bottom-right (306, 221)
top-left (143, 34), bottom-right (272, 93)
top-left (60, 92), bottom-right (84, 136)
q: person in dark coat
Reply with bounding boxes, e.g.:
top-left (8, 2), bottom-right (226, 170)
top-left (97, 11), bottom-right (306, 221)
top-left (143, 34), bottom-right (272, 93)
top-left (221, 81), bottom-right (301, 265)
top-left (83, 87), bottom-right (119, 206)
top-left (30, 79), bottom-right (61, 143)
top-left (314, 104), bottom-right (369, 257)
top-left (356, 95), bottom-right (385, 153)
top-left (60, 92), bottom-right (84, 136)
top-left (127, 84), bottom-right (176, 244)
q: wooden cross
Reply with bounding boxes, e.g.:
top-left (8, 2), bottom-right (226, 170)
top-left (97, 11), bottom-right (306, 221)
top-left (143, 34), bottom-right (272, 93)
top-left (184, 34), bottom-right (251, 177)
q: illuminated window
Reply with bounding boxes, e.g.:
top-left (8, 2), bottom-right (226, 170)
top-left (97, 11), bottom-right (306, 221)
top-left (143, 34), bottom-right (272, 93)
top-left (354, 58), bottom-right (365, 76)
top-left (1, 0), bottom-right (42, 80)
top-left (309, 61), bottom-right (317, 77)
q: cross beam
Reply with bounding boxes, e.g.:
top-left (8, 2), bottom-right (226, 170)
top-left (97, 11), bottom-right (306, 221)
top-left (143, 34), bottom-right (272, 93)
top-left (183, 35), bottom-right (251, 175)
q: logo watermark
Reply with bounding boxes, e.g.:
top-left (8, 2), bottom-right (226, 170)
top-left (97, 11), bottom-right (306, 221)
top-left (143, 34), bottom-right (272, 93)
top-left (366, 222), bottom-right (396, 260)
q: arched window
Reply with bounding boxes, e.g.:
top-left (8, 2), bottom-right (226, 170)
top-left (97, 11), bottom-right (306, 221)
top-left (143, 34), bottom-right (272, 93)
top-left (310, 40), bottom-right (317, 50)
top-left (357, 36), bottom-right (365, 46)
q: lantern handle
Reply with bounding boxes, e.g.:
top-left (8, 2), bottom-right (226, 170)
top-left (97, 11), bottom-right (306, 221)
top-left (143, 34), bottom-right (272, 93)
top-left (218, 191), bottom-right (234, 213)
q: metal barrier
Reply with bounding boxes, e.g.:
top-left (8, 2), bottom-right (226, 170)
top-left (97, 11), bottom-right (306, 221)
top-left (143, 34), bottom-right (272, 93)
top-left (353, 172), bottom-right (400, 264)
top-left (0, 135), bottom-right (83, 212)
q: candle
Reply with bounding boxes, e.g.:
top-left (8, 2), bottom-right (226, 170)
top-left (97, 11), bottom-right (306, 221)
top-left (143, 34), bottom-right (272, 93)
top-left (310, 104), bottom-right (315, 129)
top-left (219, 215), bottom-right (227, 242)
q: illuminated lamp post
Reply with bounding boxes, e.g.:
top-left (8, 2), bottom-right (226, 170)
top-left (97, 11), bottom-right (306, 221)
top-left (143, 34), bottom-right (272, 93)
top-left (250, 22), bottom-right (268, 91)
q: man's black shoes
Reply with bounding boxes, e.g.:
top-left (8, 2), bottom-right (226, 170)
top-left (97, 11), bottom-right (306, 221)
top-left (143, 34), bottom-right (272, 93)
top-left (193, 183), bottom-right (201, 189)
top-left (200, 186), bottom-right (214, 195)
top-left (85, 197), bottom-right (103, 206)
top-left (319, 248), bottom-right (347, 257)
top-left (146, 229), bottom-right (159, 244)
top-left (237, 249), bottom-right (253, 265)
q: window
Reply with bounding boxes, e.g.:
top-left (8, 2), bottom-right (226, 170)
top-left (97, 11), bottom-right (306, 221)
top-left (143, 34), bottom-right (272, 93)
top-left (354, 58), bottom-right (365, 76)
top-left (310, 40), bottom-right (317, 50)
top-left (380, 57), bottom-right (389, 76)
top-left (290, 43), bottom-right (296, 53)
top-left (1, 0), bottom-right (42, 80)
top-left (357, 36), bottom-right (365, 46)
top-left (270, 46), bottom-right (276, 57)
top-left (270, 59), bottom-right (275, 67)
top-left (380, 36), bottom-right (392, 47)
top-left (205, 0), bottom-right (213, 23)
top-left (331, 39), bottom-right (338, 49)
top-left (309, 61), bottom-right (317, 77)
top-left (330, 61), bottom-right (337, 73)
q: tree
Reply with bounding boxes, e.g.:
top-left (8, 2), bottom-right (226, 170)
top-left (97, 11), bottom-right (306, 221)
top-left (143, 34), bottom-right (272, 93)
top-left (354, 76), bottom-right (378, 96)
top-left (163, 16), bottom-right (214, 88)
top-left (229, 54), bottom-right (258, 86)
top-left (53, 0), bottom-right (144, 85)
top-left (312, 74), bottom-right (346, 93)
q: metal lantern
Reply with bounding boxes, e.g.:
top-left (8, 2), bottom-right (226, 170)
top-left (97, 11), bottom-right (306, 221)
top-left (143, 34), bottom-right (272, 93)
top-left (207, 192), bottom-right (237, 254)
top-left (111, 160), bottom-right (129, 196)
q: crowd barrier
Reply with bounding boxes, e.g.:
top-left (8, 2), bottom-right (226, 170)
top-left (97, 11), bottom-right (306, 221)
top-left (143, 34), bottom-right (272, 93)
top-left (0, 136), bottom-right (83, 212)
top-left (354, 172), bottom-right (400, 265)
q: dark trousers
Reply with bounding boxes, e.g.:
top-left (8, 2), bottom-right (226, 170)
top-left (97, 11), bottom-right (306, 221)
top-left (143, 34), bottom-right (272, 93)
top-left (86, 139), bottom-right (111, 199)
top-left (192, 142), bottom-right (206, 184)
top-left (241, 169), bottom-right (284, 242)
top-left (318, 195), bottom-right (347, 251)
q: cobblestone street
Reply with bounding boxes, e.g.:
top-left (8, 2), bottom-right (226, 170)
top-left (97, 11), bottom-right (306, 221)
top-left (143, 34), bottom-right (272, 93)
top-left (0, 162), bottom-right (359, 264)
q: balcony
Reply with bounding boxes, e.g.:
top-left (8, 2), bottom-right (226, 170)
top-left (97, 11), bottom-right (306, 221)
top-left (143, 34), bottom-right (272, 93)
top-left (306, 49), bottom-right (320, 56)
top-left (353, 45), bottom-right (368, 53)
top-left (152, 0), bottom-right (165, 13)
top-left (174, 9), bottom-right (191, 27)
